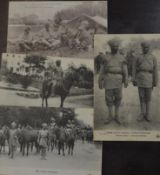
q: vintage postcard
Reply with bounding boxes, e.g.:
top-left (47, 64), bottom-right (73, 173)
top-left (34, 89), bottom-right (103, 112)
top-left (0, 53), bottom-right (93, 108)
top-left (0, 107), bottom-right (102, 175)
top-left (7, 1), bottom-right (107, 58)
top-left (94, 34), bottom-right (160, 141)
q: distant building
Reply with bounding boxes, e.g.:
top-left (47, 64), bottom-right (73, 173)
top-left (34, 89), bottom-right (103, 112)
top-left (3, 54), bottom-right (52, 80)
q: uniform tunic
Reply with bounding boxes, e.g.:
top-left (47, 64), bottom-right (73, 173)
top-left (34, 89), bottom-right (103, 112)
top-left (52, 66), bottom-right (63, 87)
top-left (99, 53), bottom-right (128, 106)
top-left (9, 129), bottom-right (18, 147)
top-left (38, 29), bottom-right (53, 40)
top-left (99, 53), bottom-right (128, 89)
top-left (132, 53), bottom-right (158, 88)
top-left (20, 32), bottom-right (33, 43)
top-left (39, 130), bottom-right (48, 148)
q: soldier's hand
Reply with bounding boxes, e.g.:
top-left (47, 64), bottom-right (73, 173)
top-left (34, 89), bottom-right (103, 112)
top-left (132, 80), bottom-right (137, 86)
top-left (124, 82), bottom-right (128, 88)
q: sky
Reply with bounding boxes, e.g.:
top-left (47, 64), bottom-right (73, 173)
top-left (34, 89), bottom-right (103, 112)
top-left (9, 1), bottom-right (100, 20)
top-left (75, 108), bottom-right (93, 127)
top-left (9, 1), bottom-right (82, 20)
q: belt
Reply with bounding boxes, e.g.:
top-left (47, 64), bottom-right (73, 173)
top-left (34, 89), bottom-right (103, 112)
top-left (137, 69), bottom-right (153, 73)
top-left (105, 71), bottom-right (122, 75)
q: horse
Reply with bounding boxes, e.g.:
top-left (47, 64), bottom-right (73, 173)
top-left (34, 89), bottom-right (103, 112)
top-left (18, 127), bottom-right (39, 156)
top-left (47, 126), bottom-right (57, 152)
top-left (41, 80), bottom-right (53, 108)
top-left (41, 69), bottom-right (79, 108)
top-left (56, 127), bottom-right (67, 156)
top-left (0, 131), bottom-right (6, 153)
top-left (86, 130), bottom-right (93, 143)
top-left (0, 126), bottom-right (10, 154)
top-left (66, 128), bottom-right (76, 155)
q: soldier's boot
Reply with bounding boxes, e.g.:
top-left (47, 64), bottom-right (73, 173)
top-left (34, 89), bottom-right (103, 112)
top-left (137, 102), bottom-right (145, 122)
top-left (104, 106), bottom-right (113, 124)
top-left (145, 101), bottom-right (151, 122)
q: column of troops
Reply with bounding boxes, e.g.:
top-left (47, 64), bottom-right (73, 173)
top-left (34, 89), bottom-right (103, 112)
top-left (0, 119), bottom-right (93, 160)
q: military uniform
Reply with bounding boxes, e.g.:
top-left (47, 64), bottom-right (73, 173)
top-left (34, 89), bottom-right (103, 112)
top-left (39, 123), bottom-right (48, 160)
top-left (132, 43), bottom-right (158, 121)
top-left (98, 39), bottom-right (128, 124)
top-left (8, 122), bottom-right (18, 159)
top-left (52, 65), bottom-right (63, 87)
top-left (76, 26), bottom-right (92, 50)
top-left (99, 53), bottom-right (128, 107)
top-left (19, 28), bottom-right (34, 51)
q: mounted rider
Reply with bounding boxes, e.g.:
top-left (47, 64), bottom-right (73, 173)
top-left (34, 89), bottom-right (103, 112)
top-left (52, 60), bottom-right (64, 93)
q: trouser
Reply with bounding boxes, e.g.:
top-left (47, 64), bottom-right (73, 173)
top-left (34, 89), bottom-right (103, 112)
top-left (41, 146), bottom-right (47, 158)
top-left (138, 87), bottom-right (152, 103)
top-left (105, 88), bottom-right (122, 120)
top-left (105, 88), bottom-right (122, 107)
top-left (9, 145), bottom-right (16, 158)
top-left (138, 87), bottom-right (152, 117)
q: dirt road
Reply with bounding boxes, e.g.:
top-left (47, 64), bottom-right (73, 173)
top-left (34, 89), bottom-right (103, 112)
top-left (0, 141), bottom-right (101, 175)
top-left (0, 89), bottom-right (93, 108)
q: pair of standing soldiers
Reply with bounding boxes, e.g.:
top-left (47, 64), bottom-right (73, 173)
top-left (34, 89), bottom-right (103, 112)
top-left (98, 39), bottom-right (158, 124)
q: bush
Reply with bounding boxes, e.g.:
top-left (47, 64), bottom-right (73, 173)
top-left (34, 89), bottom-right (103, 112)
top-left (6, 73), bottom-right (19, 84)
top-left (19, 75), bottom-right (32, 89)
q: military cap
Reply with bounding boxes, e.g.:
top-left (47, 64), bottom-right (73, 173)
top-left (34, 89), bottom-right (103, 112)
top-left (42, 123), bottom-right (48, 128)
top-left (56, 60), bottom-right (61, 65)
top-left (24, 26), bottom-right (31, 32)
top-left (108, 38), bottom-right (121, 47)
top-left (51, 117), bottom-right (55, 122)
top-left (11, 122), bottom-right (16, 128)
top-left (141, 41), bottom-right (150, 48)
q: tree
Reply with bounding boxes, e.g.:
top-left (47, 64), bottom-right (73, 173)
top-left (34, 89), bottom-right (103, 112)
top-left (54, 12), bottom-right (62, 28)
top-left (24, 54), bottom-right (47, 72)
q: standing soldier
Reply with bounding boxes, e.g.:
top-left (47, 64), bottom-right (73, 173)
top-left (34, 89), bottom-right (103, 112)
top-left (38, 123), bottom-right (48, 160)
top-left (8, 122), bottom-right (18, 159)
top-left (98, 38), bottom-right (128, 124)
top-left (132, 42), bottom-right (158, 122)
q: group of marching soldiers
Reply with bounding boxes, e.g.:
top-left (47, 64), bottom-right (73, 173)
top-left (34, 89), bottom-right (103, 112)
top-left (16, 20), bottom-right (93, 52)
top-left (0, 118), bottom-right (93, 160)
top-left (98, 39), bottom-right (158, 124)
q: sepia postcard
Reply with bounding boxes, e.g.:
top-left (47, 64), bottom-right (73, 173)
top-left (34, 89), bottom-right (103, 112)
top-left (94, 34), bottom-right (160, 141)
top-left (7, 1), bottom-right (107, 58)
top-left (0, 53), bottom-right (93, 108)
top-left (0, 107), bottom-right (102, 175)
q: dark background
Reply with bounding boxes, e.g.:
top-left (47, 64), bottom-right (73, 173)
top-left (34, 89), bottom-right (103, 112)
top-left (0, 0), bottom-right (160, 175)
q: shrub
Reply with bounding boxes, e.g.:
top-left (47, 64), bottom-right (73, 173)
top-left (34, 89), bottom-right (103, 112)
top-left (6, 73), bottom-right (19, 84)
top-left (19, 75), bottom-right (32, 89)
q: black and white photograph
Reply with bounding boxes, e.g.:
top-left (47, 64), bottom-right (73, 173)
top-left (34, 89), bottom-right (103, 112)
top-left (0, 107), bottom-right (101, 175)
top-left (0, 53), bottom-right (93, 108)
top-left (7, 1), bottom-right (107, 58)
top-left (94, 34), bottom-right (160, 141)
